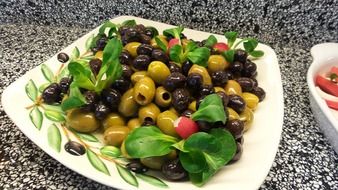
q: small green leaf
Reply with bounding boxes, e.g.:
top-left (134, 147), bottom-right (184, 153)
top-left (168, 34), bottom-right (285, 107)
top-left (155, 36), bottom-right (168, 52)
top-left (249, 50), bottom-right (264, 57)
top-left (116, 164), bottom-right (138, 187)
top-left (163, 26), bottom-right (184, 39)
top-left (44, 110), bottom-right (65, 122)
top-left (100, 146), bottom-right (121, 158)
top-left (169, 45), bottom-right (183, 63)
top-left (243, 38), bottom-right (258, 53)
top-left (135, 173), bottom-right (168, 188)
top-left (121, 19), bottom-right (136, 27)
top-left (99, 21), bottom-right (117, 35)
top-left (39, 83), bottom-right (51, 93)
top-left (222, 49), bottom-right (235, 63)
top-left (187, 47), bottom-right (210, 67)
top-left (29, 107), bottom-right (43, 130)
top-left (76, 132), bottom-right (99, 142)
top-left (145, 26), bottom-right (159, 38)
top-left (192, 94), bottom-right (227, 124)
top-left (87, 149), bottom-right (110, 175)
top-left (180, 151), bottom-right (207, 173)
top-left (85, 34), bottom-right (95, 51)
top-left (25, 79), bottom-right (38, 101)
top-left (185, 41), bottom-right (198, 52)
top-left (71, 47), bottom-right (80, 60)
top-left (41, 64), bottom-right (55, 82)
top-left (205, 35), bottom-right (217, 47)
top-left (61, 96), bottom-right (85, 111)
top-left (47, 124), bottom-right (62, 152)
top-left (224, 31), bottom-right (237, 48)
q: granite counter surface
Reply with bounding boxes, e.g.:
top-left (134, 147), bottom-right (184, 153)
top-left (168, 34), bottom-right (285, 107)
top-left (0, 0), bottom-right (338, 189)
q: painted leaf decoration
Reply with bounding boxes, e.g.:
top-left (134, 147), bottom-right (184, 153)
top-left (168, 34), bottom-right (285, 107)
top-left (41, 64), bottom-right (54, 82)
top-left (57, 67), bottom-right (70, 82)
top-left (135, 173), bottom-right (168, 188)
top-left (71, 46), bottom-right (80, 59)
top-left (85, 34), bottom-right (95, 51)
top-left (25, 79), bottom-right (38, 101)
top-left (47, 124), bottom-right (62, 152)
top-left (39, 83), bottom-right (51, 93)
top-left (29, 107), bottom-right (43, 130)
top-left (100, 146), bottom-right (121, 158)
top-left (44, 110), bottom-right (65, 122)
top-left (43, 104), bottom-right (64, 113)
top-left (87, 149), bottom-right (110, 175)
top-left (116, 164), bottom-right (138, 187)
top-left (76, 132), bottom-right (99, 142)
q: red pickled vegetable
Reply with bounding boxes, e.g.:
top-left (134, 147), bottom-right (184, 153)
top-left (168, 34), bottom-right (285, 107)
top-left (174, 116), bottom-right (199, 139)
top-left (315, 75), bottom-right (338, 97)
top-left (168, 38), bottom-right (180, 49)
top-left (325, 99), bottom-right (338, 110)
top-left (330, 66), bottom-right (338, 76)
top-left (213, 42), bottom-right (229, 52)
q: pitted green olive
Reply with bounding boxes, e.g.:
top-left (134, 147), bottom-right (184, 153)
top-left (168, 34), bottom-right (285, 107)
top-left (138, 103), bottom-right (161, 124)
top-left (133, 76), bottom-right (156, 105)
top-left (150, 35), bottom-right (168, 49)
top-left (147, 61), bottom-right (171, 84)
top-left (224, 80), bottom-right (242, 95)
top-left (127, 118), bottom-right (141, 131)
top-left (103, 126), bottom-right (130, 147)
top-left (207, 55), bottom-right (229, 73)
top-left (102, 113), bottom-right (126, 130)
top-left (140, 150), bottom-right (177, 170)
top-left (131, 71), bottom-right (148, 84)
top-left (118, 88), bottom-right (139, 117)
top-left (156, 110), bottom-right (179, 137)
top-left (155, 86), bottom-right (172, 107)
top-left (67, 108), bottom-right (100, 133)
top-left (124, 42), bottom-right (141, 57)
top-left (227, 107), bottom-right (240, 120)
top-left (239, 107), bottom-right (254, 132)
top-left (188, 64), bottom-right (212, 85)
top-left (242, 92), bottom-right (259, 110)
top-left (188, 101), bottom-right (197, 112)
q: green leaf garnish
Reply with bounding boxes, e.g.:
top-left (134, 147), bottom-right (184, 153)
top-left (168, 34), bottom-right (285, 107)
top-left (222, 49), bottom-right (235, 63)
top-left (249, 50), bottom-right (264, 57)
top-left (155, 36), bottom-right (168, 52)
top-left (121, 19), bottom-right (137, 27)
top-left (85, 34), bottom-right (95, 51)
top-left (243, 38), bottom-right (258, 53)
top-left (224, 31), bottom-right (237, 48)
top-left (145, 26), bottom-right (159, 38)
top-left (68, 61), bottom-right (95, 90)
top-left (205, 35), bottom-right (217, 47)
top-left (169, 44), bottom-right (183, 63)
top-left (99, 21), bottom-right (118, 36)
top-left (187, 47), bottom-right (210, 67)
top-left (163, 26), bottom-right (184, 39)
top-left (61, 83), bottom-right (86, 111)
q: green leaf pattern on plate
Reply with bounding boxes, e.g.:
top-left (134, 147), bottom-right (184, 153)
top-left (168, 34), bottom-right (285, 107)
top-left (135, 173), bottom-right (168, 188)
top-left (25, 79), bottom-right (38, 101)
top-left (44, 110), bottom-right (65, 122)
top-left (29, 106), bottom-right (43, 130)
top-left (41, 64), bottom-right (54, 82)
top-left (71, 47), bottom-right (80, 60)
top-left (47, 124), bottom-right (62, 152)
top-left (75, 132), bottom-right (99, 142)
top-left (39, 83), bottom-right (51, 93)
top-left (116, 164), bottom-right (138, 187)
top-left (87, 149), bottom-right (110, 176)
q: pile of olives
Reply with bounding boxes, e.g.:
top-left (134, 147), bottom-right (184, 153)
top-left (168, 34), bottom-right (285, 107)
top-left (42, 23), bottom-right (266, 181)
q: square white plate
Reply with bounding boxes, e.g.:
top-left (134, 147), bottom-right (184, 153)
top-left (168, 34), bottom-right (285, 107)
top-left (1, 16), bottom-right (283, 190)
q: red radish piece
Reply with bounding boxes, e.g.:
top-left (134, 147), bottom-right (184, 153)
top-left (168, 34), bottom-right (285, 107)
top-left (168, 38), bottom-right (180, 49)
top-left (325, 99), bottom-right (338, 110)
top-left (315, 75), bottom-right (338, 97)
top-left (330, 66), bottom-right (338, 76)
top-left (174, 116), bottom-right (199, 139)
top-left (213, 42), bottom-right (229, 52)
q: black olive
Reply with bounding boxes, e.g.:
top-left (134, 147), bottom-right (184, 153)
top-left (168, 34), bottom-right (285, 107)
top-left (226, 119), bottom-right (244, 139)
top-left (151, 49), bottom-right (169, 64)
top-left (126, 161), bottom-right (148, 173)
top-left (196, 120), bottom-right (213, 132)
top-left (89, 58), bottom-right (102, 76)
top-left (59, 77), bottom-right (72, 94)
top-left (134, 24), bottom-right (146, 34)
top-left (124, 28), bottom-right (141, 43)
top-left (216, 91), bottom-right (229, 107)
top-left (237, 136), bottom-right (244, 144)
top-left (230, 142), bottom-right (243, 163)
top-left (228, 95), bottom-right (246, 113)
top-left (137, 44), bottom-right (153, 56)
top-left (101, 88), bottom-right (121, 111)
top-left (172, 88), bottom-right (190, 113)
top-left (132, 55), bottom-right (151, 70)
top-left (230, 61), bottom-right (243, 73)
top-left (94, 102), bottom-right (111, 120)
top-left (144, 28), bottom-right (154, 37)
top-left (250, 86), bottom-right (266, 102)
top-left (140, 34), bottom-right (151, 44)
top-left (161, 159), bottom-right (188, 181)
top-left (163, 72), bottom-right (186, 92)
top-left (168, 62), bottom-right (181, 73)
top-left (64, 141), bottom-right (86, 156)
top-left (211, 71), bottom-right (228, 86)
top-left (224, 70), bottom-right (234, 80)
top-left (82, 91), bottom-right (99, 112)
top-left (42, 83), bottom-right (62, 104)
top-left (181, 109), bottom-right (193, 118)
top-left (199, 85), bottom-right (215, 97)
top-left (111, 77), bottom-right (131, 94)
top-left (242, 60), bottom-right (257, 77)
top-left (234, 49), bottom-right (248, 64)
top-left (119, 51), bottom-right (133, 65)
top-left (195, 96), bottom-right (205, 110)
top-left (57, 52), bottom-right (69, 63)
top-left (186, 73), bottom-right (203, 96)
top-left (96, 36), bottom-right (108, 50)
top-left (121, 64), bottom-right (133, 78)
top-left (118, 26), bottom-right (130, 36)
top-left (252, 78), bottom-right (258, 87)
top-left (181, 60), bottom-right (193, 76)
top-left (236, 77), bottom-right (255, 92)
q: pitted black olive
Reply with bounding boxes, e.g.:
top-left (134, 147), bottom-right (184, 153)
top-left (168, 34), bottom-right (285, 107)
top-left (152, 49), bottom-right (169, 64)
top-left (94, 101), bottom-right (111, 120)
top-left (230, 61), bottom-right (243, 73)
top-left (57, 52), bottom-right (69, 63)
top-left (121, 64), bottom-right (133, 79)
top-left (59, 77), bottom-right (72, 94)
top-left (132, 55), bottom-right (151, 70)
top-left (161, 159), bottom-right (188, 181)
top-left (89, 58), bottom-right (102, 76)
top-left (119, 50), bottom-right (133, 65)
top-left (181, 60), bottom-right (193, 76)
top-left (168, 62), bottom-right (181, 73)
top-left (42, 83), bottom-right (62, 104)
top-left (199, 85), bottom-right (215, 97)
top-left (101, 88), bottom-right (121, 111)
top-left (226, 119), bottom-right (244, 139)
top-left (171, 88), bottom-right (190, 113)
top-left (196, 120), bottom-right (213, 132)
top-left (163, 72), bottom-right (187, 92)
top-left (228, 94), bottom-right (246, 113)
top-left (234, 49), bottom-right (248, 64)
top-left (64, 141), bottom-right (86, 156)
top-left (137, 44), bottom-right (153, 56)
top-left (236, 77), bottom-right (255, 92)
top-left (126, 161), bottom-right (148, 173)
top-left (216, 91), bottom-right (229, 107)
top-left (96, 36), bottom-right (108, 50)
top-left (242, 60), bottom-right (257, 77)
top-left (211, 71), bottom-right (228, 86)
top-left (181, 109), bottom-right (194, 118)
top-left (82, 91), bottom-right (99, 112)
top-left (111, 77), bottom-right (131, 94)
top-left (250, 86), bottom-right (266, 102)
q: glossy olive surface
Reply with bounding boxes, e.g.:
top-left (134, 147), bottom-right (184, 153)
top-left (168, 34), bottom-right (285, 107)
top-left (103, 126), bottom-right (130, 147)
top-left (156, 110), bottom-right (179, 137)
top-left (67, 109), bottom-right (100, 133)
top-left (118, 88), bottom-right (139, 117)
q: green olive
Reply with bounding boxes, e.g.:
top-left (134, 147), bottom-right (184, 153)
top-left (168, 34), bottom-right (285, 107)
top-left (124, 42), bottom-right (141, 57)
top-left (188, 64), bottom-right (212, 85)
top-left (224, 80), bottom-right (242, 95)
top-left (118, 88), bottom-right (139, 117)
top-left (67, 108), bottom-right (100, 133)
top-left (227, 107), bottom-right (240, 120)
top-left (133, 76), bottom-right (156, 105)
top-left (169, 107), bottom-right (179, 116)
top-left (103, 126), bottom-right (130, 147)
top-left (121, 140), bottom-right (132, 159)
top-left (95, 51), bottom-right (103, 60)
top-left (214, 86), bottom-right (226, 93)
top-left (188, 101), bottom-right (197, 112)
top-left (155, 86), bottom-right (172, 107)
top-left (131, 71), bottom-right (148, 84)
top-left (140, 150), bottom-right (177, 170)
top-left (242, 92), bottom-right (259, 110)
top-left (239, 107), bottom-right (254, 132)
top-left (150, 35), bottom-right (168, 49)
top-left (138, 103), bottom-right (161, 124)
top-left (207, 55), bottom-right (229, 73)
top-left (147, 61), bottom-right (171, 84)
top-left (127, 118), bottom-right (141, 131)
top-left (102, 113), bottom-right (126, 130)
top-left (156, 110), bottom-right (179, 137)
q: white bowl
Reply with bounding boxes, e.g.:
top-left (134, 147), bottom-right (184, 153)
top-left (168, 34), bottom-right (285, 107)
top-left (307, 43), bottom-right (338, 153)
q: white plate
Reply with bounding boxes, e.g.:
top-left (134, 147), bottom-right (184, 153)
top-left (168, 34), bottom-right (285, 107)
top-left (307, 43), bottom-right (338, 153)
top-left (1, 16), bottom-right (283, 190)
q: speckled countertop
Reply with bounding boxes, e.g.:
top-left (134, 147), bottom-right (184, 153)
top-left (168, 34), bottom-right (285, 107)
top-left (1, 0), bottom-right (338, 189)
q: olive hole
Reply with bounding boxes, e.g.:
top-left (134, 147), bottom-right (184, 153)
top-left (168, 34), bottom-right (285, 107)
top-left (162, 93), bottom-right (170, 101)
top-left (137, 93), bottom-right (146, 102)
top-left (144, 117), bottom-right (153, 122)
